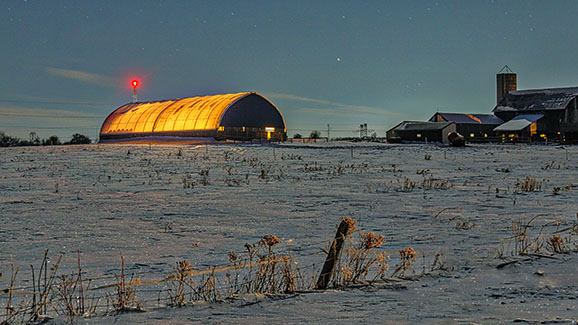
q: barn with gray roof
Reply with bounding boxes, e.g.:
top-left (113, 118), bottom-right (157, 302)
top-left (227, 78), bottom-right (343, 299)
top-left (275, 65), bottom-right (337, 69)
top-left (386, 121), bottom-right (456, 144)
top-left (429, 112), bottom-right (503, 141)
top-left (493, 86), bottom-right (578, 142)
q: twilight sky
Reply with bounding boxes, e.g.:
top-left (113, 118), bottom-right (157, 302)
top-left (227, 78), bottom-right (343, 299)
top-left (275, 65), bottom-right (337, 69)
top-left (2, 0), bottom-right (578, 140)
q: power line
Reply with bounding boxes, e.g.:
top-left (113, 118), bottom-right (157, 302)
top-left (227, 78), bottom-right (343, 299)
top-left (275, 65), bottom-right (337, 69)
top-left (0, 125), bottom-right (99, 130)
top-left (0, 113), bottom-right (103, 119)
top-left (0, 99), bottom-right (109, 107)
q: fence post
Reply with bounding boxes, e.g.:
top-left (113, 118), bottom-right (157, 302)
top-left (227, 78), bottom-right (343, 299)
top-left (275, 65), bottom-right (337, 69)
top-left (316, 218), bottom-right (356, 289)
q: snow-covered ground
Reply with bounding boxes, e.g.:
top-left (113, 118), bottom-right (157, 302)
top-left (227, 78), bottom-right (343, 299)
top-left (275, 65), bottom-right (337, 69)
top-left (1, 142), bottom-right (577, 323)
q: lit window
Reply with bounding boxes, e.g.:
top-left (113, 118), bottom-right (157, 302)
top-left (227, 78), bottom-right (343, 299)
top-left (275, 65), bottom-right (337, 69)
top-left (218, 126), bottom-right (224, 131)
top-left (484, 133), bottom-right (488, 138)
top-left (242, 127), bottom-right (245, 132)
top-left (470, 133), bottom-right (474, 138)
top-left (417, 134), bottom-right (422, 138)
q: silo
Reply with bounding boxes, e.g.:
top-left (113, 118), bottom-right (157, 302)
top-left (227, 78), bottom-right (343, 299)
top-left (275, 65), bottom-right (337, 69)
top-left (496, 65), bottom-right (517, 105)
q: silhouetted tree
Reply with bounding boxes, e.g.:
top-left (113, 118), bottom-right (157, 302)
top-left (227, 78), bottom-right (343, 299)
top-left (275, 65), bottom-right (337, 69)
top-left (67, 133), bottom-right (91, 145)
top-left (0, 131), bottom-right (21, 147)
top-left (43, 135), bottom-right (61, 146)
top-left (293, 133), bottom-right (302, 139)
top-left (310, 130), bottom-right (321, 139)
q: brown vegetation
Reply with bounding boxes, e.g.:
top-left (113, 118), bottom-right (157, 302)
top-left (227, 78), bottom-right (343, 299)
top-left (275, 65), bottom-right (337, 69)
top-left (0, 219), bottom-right (447, 324)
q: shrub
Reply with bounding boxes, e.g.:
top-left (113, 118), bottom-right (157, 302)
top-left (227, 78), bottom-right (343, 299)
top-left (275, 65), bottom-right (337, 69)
top-left (43, 135), bottom-right (61, 146)
top-left (67, 133), bottom-right (92, 145)
top-left (0, 131), bottom-right (21, 147)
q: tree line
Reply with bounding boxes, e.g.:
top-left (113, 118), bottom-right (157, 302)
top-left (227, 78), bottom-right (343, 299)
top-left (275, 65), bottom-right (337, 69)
top-left (0, 131), bottom-right (92, 147)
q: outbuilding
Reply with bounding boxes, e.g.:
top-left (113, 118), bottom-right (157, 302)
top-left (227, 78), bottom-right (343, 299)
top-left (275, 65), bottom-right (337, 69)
top-left (99, 92), bottom-right (286, 143)
top-left (429, 112), bottom-right (503, 141)
top-left (386, 121), bottom-right (456, 144)
top-left (493, 114), bottom-right (544, 142)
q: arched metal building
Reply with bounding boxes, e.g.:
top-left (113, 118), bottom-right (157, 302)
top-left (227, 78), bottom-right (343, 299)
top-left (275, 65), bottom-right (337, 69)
top-left (99, 92), bottom-right (286, 142)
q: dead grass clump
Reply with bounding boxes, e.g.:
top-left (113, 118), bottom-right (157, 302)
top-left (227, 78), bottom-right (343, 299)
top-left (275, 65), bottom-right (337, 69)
top-left (3, 265), bottom-right (18, 324)
top-left (1, 251), bottom-right (102, 324)
top-left (198, 169), bottom-right (210, 186)
top-left (497, 215), bottom-right (578, 258)
top-left (429, 253), bottom-right (449, 272)
top-left (190, 272), bottom-right (220, 302)
top-left (304, 162), bottom-right (324, 172)
top-left (391, 248), bottom-right (417, 278)
top-left (514, 176), bottom-right (543, 192)
top-left (433, 207), bottom-right (477, 230)
top-left (167, 260), bottom-right (194, 307)
top-left (108, 254), bottom-right (142, 313)
top-left (261, 234), bottom-right (281, 248)
top-left (421, 175), bottom-right (453, 190)
top-left (182, 175), bottom-right (196, 188)
top-left (398, 176), bottom-right (417, 192)
top-left (552, 185), bottom-right (571, 195)
top-left (335, 231), bottom-right (386, 286)
top-left (216, 235), bottom-right (306, 297)
top-left (546, 235), bottom-right (566, 253)
top-left (281, 153), bottom-right (302, 160)
top-left (541, 161), bottom-right (559, 170)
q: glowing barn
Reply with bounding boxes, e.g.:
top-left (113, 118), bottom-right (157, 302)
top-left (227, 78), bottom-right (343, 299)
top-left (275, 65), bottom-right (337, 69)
top-left (99, 92), bottom-right (286, 142)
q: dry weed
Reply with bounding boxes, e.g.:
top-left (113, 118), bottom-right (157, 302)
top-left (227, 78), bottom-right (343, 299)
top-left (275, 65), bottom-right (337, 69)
top-left (391, 248), bottom-right (417, 278)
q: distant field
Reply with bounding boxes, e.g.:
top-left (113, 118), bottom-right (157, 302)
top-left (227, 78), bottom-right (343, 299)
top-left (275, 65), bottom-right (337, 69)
top-left (1, 142), bottom-right (577, 323)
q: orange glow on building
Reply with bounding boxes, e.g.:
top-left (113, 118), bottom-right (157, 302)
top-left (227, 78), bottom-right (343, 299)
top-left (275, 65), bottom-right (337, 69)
top-left (465, 114), bottom-right (482, 124)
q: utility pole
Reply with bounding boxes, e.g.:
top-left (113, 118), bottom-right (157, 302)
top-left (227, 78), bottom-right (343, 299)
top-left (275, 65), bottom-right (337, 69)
top-left (353, 123), bottom-right (374, 139)
top-left (327, 124), bottom-right (331, 141)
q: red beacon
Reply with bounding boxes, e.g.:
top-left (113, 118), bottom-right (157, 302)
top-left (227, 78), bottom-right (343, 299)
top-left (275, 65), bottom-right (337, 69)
top-left (131, 79), bottom-right (139, 102)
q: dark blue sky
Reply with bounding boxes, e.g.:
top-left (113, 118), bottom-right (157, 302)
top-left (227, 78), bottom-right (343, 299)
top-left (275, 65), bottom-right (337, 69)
top-left (2, 0), bottom-right (578, 140)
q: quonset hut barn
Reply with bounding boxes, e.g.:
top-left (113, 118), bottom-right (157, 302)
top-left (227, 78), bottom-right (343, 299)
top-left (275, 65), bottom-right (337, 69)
top-left (100, 92), bottom-right (286, 143)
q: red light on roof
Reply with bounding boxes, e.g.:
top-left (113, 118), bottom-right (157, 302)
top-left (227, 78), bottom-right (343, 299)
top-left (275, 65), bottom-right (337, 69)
top-left (131, 80), bottom-right (139, 88)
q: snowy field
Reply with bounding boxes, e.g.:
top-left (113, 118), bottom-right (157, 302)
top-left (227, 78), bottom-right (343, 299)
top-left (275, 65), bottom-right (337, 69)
top-left (1, 142), bottom-right (578, 324)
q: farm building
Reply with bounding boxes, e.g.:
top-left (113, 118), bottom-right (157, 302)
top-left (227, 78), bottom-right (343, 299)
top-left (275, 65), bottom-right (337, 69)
top-left (384, 66), bottom-right (578, 144)
top-left (492, 69), bottom-right (578, 142)
top-left (428, 112), bottom-right (503, 141)
top-left (493, 114), bottom-right (543, 142)
top-left (386, 121), bottom-right (456, 144)
top-left (99, 92), bottom-right (286, 142)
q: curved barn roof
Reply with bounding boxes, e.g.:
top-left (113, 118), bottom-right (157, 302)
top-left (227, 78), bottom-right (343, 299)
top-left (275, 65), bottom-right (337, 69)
top-left (100, 92), bottom-right (285, 136)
